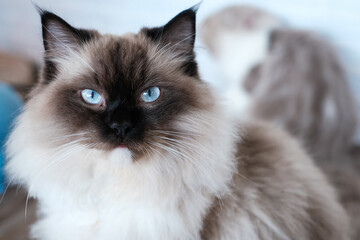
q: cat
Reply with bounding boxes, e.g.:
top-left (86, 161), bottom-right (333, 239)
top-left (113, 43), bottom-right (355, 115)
top-left (244, 29), bottom-right (360, 239)
top-left (256, 28), bottom-right (360, 240)
top-left (200, 5), bottom-right (359, 239)
top-left (5, 6), bottom-right (350, 240)
top-left (246, 29), bottom-right (358, 162)
top-left (200, 6), bottom-right (358, 160)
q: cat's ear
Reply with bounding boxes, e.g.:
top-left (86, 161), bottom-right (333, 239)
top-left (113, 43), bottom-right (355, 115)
top-left (38, 9), bottom-right (98, 82)
top-left (143, 5), bottom-right (199, 76)
top-left (40, 10), bottom-right (96, 56)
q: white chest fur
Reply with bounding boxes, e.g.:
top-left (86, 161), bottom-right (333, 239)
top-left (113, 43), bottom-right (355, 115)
top-left (33, 188), bottom-right (200, 240)
top-left (16, 145), bottom-right (217, 240)
top-left (27, 154), bottom-right (209, 240)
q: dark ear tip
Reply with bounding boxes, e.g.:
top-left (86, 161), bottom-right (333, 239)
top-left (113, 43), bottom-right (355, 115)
top-left (178, 2), bottom-right (201, 19)
top-left (39, 11), bottom-right (72, 35)
top-left (40, 11), bottom-right (56, 21)
top-left (34, 5), bottom-right (60, 25)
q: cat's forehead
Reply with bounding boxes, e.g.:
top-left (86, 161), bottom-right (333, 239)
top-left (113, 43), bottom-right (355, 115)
top-left (74, 32), bottom-right (187, 100)
top-left (94, 34), bottom-right (148, 65)
top-left (87, 34), bottom-right (150, 92)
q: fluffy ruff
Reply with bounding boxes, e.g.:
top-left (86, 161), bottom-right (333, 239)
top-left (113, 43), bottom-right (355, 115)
top-left (5, 95), bottom-right (237, 240)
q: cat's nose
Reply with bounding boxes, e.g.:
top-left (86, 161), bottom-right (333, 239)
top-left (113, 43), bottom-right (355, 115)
top-left (109, 121), bottom-right (133, 139)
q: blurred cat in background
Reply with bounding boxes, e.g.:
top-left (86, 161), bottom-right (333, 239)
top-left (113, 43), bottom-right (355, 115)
top-left (200, 5), bottom-right (282, 114)
top-left (4, 5), bottom-right (351, 240)
top-left (200, 5), bottom-right (360, 238)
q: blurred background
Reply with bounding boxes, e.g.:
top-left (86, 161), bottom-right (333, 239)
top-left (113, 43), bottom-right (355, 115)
top-left (0, 0), bottom-right (359, 239)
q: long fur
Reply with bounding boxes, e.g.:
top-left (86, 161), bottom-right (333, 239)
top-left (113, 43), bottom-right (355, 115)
top-left (5, 7), bottom-right (351, 240)
top-left (6, 97), bottom-right (236, 240)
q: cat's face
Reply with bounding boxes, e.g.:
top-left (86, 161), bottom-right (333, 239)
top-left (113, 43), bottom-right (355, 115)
top-left (28, 7), bottom-right (213, 161)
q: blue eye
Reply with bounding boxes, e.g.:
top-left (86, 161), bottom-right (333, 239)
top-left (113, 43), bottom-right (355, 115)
top-left (141, 87), bottom-right (160, 103)
top-left (81, 89), bottom-right (103, 105)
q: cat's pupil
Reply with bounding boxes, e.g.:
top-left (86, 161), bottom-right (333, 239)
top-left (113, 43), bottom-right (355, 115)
top-left (91, 91), bottom-right (95, 98)
top-left (148, 89), bottom-right (152, 96)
